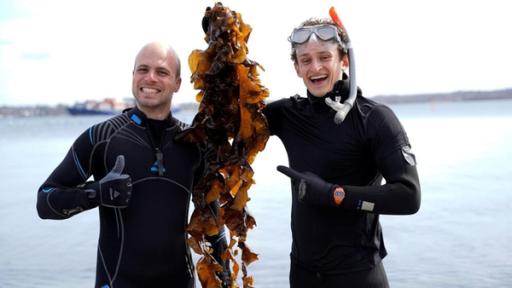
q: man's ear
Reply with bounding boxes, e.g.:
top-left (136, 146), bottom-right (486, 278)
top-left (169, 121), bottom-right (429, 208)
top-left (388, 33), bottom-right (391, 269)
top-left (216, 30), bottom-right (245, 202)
top-left (175, 77), bottom-right (182, 92)
top-left (341, 54), bottom-right (349, 70)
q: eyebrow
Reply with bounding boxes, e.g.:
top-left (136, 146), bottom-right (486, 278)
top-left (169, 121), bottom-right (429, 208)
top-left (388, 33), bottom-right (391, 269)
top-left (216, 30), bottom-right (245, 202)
top-left (135, 64), bottom-right (149, 69)
top-left (135, 64), bottom-right (171, 73)
top-left (155, 67), bottom-right (170, 73)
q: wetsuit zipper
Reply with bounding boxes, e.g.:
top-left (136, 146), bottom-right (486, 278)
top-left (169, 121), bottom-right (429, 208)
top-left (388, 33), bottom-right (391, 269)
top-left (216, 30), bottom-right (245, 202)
top-left (145, 122), bottom-right (167, 177)
top-left (155, 147), bottom-right (164, 176)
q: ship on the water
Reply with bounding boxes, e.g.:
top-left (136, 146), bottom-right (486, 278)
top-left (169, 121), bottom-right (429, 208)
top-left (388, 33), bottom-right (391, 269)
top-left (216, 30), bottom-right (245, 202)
top-left (67, 98), bottom-right (195, 116)
top-left (67, 98), bottom-right (134, 116)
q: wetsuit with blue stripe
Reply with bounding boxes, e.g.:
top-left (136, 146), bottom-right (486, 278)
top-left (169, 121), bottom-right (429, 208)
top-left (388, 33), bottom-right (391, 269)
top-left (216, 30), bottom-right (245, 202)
top-left (263, 80), bottom-right (421, 287)
top-left (37, 107), bottom-right (224, 288)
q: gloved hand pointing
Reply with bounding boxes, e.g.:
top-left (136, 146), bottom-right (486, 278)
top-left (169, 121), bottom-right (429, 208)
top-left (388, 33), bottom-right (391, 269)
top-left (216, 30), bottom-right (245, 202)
top-left (277, 165), bottom-right (345, 207)
top-left (85, 155), bottom-right (132, 208)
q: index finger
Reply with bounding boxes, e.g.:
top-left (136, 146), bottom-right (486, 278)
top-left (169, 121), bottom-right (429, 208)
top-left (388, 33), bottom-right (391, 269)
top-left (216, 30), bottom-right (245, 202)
top-left (276, 165), bottom-right (304, 180)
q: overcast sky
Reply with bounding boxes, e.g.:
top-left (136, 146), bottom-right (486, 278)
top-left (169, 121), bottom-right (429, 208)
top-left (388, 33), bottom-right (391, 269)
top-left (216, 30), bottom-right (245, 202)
top-left (1, 0), bottom-right (511, 106)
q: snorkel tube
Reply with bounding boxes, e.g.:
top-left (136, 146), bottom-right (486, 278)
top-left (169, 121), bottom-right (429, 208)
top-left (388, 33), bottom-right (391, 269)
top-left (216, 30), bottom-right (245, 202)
top-left (325, 6), bottom-right (357, 124)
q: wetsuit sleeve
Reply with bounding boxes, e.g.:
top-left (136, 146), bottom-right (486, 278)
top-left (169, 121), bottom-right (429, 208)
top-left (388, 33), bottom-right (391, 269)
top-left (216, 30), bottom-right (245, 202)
top-left (37, 128), bottom-right (98, 219)
top-left (195, 144), bottom-right (230, 273)
top-left (341, 105), bottom-right (421, 215)
top-left (205, 201), bottom-right (230, 283)
top-left (262, 100), bottom-right (284, 136)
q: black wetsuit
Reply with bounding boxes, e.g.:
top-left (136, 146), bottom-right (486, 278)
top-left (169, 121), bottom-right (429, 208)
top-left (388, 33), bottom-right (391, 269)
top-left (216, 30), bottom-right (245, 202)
top-left (263, 80), bottom-right (421, 288)
top-left (37, 107), bottom-right (204, 288)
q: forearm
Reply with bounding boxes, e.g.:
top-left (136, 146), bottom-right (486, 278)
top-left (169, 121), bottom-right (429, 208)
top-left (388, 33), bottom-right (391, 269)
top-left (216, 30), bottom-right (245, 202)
top-left (205, 227), bottom-right (228, 263)
top-left (37, 154), bottom-right (131, 218)
top-left (204, 200), bottom-right (229, 264)
top-left (205, 226), bottom-right (231, 286)
top-left (37, 183), bottom-right (97, 219)
top-left (203, 200), bottom-right (231, 286)
top-left (341, 150), bottom-right (421, 215)
top-left (341, 181), bottom-right (420, 215)
top-left (36, 135), bottom-right (96, 219)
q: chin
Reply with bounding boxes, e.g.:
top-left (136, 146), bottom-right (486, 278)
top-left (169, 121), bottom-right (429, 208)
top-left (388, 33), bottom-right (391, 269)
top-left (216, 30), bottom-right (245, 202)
top-left (137, 99), bottom-right (158, 108)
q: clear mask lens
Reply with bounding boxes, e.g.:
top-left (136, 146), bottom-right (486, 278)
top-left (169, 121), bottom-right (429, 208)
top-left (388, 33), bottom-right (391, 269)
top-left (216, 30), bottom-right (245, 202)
top-left (316, 26), bottom-right (338, 41)
top-left (290, 25), bottom-right (339, 44)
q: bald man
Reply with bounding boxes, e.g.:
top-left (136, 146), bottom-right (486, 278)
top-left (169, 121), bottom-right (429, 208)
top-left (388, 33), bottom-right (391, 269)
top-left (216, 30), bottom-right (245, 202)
top-left (37, 42), bottom-right (229, 288)
top-left (132, 42), bottom-right (182, 120)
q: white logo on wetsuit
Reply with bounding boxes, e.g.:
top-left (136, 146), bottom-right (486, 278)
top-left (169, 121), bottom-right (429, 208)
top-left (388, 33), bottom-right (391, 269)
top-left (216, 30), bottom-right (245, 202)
top-left (109, 188), bottom-right (120, 200)
top-left (401, 145), bottom-right (416, 166)
top-left (298, 179), bottom-right (307, 201)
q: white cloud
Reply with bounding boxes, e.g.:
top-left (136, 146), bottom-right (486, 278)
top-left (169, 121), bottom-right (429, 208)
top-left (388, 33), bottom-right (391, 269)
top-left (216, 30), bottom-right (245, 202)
top-left (1, 0), bottom-right (512, 106)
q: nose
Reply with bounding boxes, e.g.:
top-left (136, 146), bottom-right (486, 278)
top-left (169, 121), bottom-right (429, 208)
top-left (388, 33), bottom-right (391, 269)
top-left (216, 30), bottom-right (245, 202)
top-left (311, 59), bottom-right (322, 71)
top-left (144, 70), bottom-right (158, 82)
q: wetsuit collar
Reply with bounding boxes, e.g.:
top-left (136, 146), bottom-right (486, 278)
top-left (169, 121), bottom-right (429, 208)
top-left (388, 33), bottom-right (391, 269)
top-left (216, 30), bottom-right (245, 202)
top-left (126, 106), bottom-right (176, 128)
top-left (307, 79), bottom-right (350, 106)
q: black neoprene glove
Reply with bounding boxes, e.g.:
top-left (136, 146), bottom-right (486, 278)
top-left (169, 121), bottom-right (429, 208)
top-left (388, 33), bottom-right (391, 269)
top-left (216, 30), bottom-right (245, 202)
top-left (277, 165), bottom-right (345, 207)
top-left (85, 155), bottom-right (132, 208)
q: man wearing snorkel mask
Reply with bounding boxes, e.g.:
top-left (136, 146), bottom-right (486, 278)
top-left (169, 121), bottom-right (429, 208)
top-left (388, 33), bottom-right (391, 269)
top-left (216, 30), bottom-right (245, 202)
top-left (264, 10), bottom-right (421, 288)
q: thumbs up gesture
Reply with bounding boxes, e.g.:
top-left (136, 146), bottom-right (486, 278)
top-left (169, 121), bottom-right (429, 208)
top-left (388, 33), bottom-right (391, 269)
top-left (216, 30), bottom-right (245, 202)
top-left (85, 155), bottom-right (133, 208)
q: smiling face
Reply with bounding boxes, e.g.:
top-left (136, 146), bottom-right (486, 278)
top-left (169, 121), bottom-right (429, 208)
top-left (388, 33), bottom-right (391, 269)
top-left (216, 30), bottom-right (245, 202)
top-left (132, 42), bottom-right (181, 118)
top-left (294, 38), bottom-right (347, 97)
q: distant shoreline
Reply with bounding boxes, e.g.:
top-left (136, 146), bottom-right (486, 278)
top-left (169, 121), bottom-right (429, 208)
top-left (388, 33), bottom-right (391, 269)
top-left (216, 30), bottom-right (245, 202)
top-left (2, 88), bottom-right (511, 118)
top-left (370, 88), bottom-right (512, 105)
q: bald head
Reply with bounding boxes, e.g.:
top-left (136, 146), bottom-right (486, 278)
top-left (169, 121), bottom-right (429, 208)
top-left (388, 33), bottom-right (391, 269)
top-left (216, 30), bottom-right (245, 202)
top-left (132, 41), bottom-right (182, 120)
top-left (134, 42), bottom-right (181, 78)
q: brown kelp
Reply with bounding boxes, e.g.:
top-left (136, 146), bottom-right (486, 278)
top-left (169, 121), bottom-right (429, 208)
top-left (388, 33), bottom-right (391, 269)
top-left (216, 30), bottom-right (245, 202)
top-left (176, 3), bottom-right (269, 287)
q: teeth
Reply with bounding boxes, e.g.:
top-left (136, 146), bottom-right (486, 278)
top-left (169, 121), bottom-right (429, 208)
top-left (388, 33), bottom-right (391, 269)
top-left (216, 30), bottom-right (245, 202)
top-left (310, 75), bottom-right (327, 81)
top-left (141, 87), bottom-right (159, 93)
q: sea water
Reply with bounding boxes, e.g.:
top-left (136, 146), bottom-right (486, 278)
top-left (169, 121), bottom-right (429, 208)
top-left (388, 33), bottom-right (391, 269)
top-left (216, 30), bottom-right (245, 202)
top-left (1, 99), bottom-right (511, 287)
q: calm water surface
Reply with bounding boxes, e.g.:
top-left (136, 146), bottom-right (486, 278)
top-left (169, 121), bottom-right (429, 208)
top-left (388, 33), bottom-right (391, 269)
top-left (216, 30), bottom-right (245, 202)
top-left (1, 100), bottom-right (511, 287)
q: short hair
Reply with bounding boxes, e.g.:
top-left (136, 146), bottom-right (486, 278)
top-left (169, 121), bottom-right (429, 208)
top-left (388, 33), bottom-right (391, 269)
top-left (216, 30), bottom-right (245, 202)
top-left (290, 18), bottom-right (349, 62)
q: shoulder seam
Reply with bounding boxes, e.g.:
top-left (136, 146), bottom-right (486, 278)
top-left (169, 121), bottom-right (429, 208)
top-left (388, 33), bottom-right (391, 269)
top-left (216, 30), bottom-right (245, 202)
top-left (90, 114), bottom-right (132, 145)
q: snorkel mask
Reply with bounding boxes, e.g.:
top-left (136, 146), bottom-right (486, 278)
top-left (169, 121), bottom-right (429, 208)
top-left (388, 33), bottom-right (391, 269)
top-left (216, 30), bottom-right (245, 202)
top-left (289, 7), bottom-right (357, 124)
top-left (289, 24), bottom-right (344, 46)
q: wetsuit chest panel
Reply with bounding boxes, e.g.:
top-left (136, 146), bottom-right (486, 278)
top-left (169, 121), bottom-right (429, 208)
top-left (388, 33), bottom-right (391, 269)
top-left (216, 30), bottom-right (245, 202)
top-left (103, 124), bottom-right (199, 184)
top-left (105, 128), bottom-right (155, 180)
top-left (275, 100), bottom-right (377, 185)
top-left (95, 122), bottom-right (199, 285)
top-left (160, 131), bottom-right (200, 188)
top-left (265, 97), bottom-right (385, 273)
